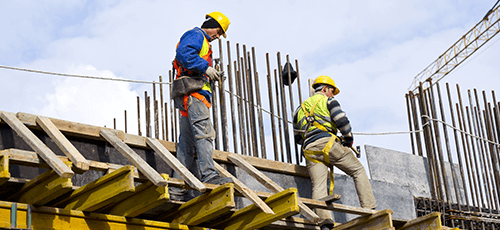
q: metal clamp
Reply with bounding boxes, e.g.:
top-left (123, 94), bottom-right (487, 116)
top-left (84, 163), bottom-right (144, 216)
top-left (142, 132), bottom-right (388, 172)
top-left (10, 202), bottom-right (31, 230)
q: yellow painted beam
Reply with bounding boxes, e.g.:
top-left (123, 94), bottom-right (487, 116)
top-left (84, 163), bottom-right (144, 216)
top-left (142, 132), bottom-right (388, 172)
top-left (398, 212), bottom-right (443, 230)
top-left (215, 187), bottom-right (300, 230)
top-left (107, 174), bottom-right (170, 217)
top-left (0, 152), bottom-right (10, 186)
top-left (333, 209), bottom-right (395, 230)
top-left (55, 165), bottom-right (135, 212)
top-left (0, 201), bottom-right (191, 230)
top-left (161, 183), bottom-right (235, 226)
top-left (15, 161), bottom-right (73, 205)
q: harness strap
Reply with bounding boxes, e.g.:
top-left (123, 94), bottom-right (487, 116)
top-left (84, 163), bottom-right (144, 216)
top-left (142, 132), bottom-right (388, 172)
top-left (180, 92), bottom-right (211, 117)
top-left (303, 135), bottom-right (337, 195)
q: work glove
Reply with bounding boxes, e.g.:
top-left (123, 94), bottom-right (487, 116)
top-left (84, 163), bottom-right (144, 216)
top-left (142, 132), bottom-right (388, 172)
top-left (342, 136), bottom-right (353, 147)
top-left (205, 66), bottom-right (221, 82)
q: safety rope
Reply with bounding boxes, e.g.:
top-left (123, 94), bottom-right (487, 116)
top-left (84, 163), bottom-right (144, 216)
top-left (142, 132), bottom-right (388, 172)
top-left (421, 115), bottom-right (500, 147)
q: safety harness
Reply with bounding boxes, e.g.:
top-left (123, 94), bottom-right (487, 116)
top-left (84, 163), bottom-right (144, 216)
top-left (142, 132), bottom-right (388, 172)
top-left (299, 95), bottom-right (339, 195)
top-left (180, 92), bottom-right (211, 117)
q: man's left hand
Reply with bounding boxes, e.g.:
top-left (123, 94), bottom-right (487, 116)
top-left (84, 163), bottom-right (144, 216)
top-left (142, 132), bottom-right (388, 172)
top-left (342, 136), bottom-right (353, 147)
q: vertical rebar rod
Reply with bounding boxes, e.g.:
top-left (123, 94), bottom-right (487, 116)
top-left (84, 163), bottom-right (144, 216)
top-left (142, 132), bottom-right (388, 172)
top-left (137, 96), bottom-right (142, 136)
top-left (484, 100), bottom-right (499, 211)
top-left (235, 61), bottom-right (246, 155)
top-left (295, 59), bottom-right (304, 163)
top-left (410, 91), bottom-right (424, 156)
top-left (476, 90), bottom-right (495, 210)
top-left (170, 71), bottom-right (177, 143)
top-left (277, 52), bottom-right (292, 164)
top-left (124, 110), bottom-right (127, 133)
top-left (114, 118), bottom-right (116, 130)
top-left (457, 84), bottom-right (479, 207)
top-left (436, 82), bottom-right (460, 207)
top-left (472, 91), bottom-right (491, 209)
top-left (218, 39), bottom-right (228, 152)
top-left (153, 83), bottom-right (159, 139)
top-left (429, 81), bottom-right (451, 203)
top-left (466, 106), bottom-right (484, 210)
top-left (491, 91), bottom-right (500, 203)
top-left (467, 90), bottom-right (486, 209)
top-left (274, 69), bottom-right (285, 162)
top-left (164, 102), bottom-right (169, 141)
top-left (406, 93), bottom-right (417, 156)
top-left (252, 47), bottom-right (266, 159)
top-left (212, 61), bottom-right (219, 151)
top-left (418, 84), bottom-right (437, 200)
top-left (160, 76), bottom-right (165, 140)
top-left (241, 56), bottom-right (252, 156)
top-left (266, 53), bottom-right (279, 161)
top-left (237, 44), bottom-right (249, 156)
top-left (145, 91), bottom-right (150, 137)
top-left (445, 83), bottom-right (469, 228)
top-left (245, 48), bottom-right (258, 157)
top-left (227, 41), bottom-right (238, 153)
top-left (286, 55), bottom-right (300, 164)
top-left (456, 103), bottom-right (477, 208)
top-left (425, 88), bottom-right (444, 201)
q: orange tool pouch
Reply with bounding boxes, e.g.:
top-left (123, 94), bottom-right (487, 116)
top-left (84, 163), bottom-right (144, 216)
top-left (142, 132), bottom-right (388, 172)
top-left (180, 92), bottom-right (211, 117)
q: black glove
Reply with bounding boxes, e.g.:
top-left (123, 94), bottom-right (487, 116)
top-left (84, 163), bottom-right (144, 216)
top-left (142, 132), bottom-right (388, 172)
top-left (342, 136), bottom-right (353, 147)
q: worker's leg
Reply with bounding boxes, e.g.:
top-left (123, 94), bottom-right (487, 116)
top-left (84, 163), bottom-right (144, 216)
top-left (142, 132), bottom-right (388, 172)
top-left (305, 138), bottom-right (334, 224)
top-left (306, 159), bottom-right (334, 223)
top-left (187, 96), bottom-right (219, 183)
top-left (330, 142), bottom-right (377, 209)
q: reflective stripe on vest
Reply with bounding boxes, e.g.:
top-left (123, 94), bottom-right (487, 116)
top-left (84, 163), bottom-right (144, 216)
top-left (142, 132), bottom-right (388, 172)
top-left (180, 92), bottom-right (211, 117)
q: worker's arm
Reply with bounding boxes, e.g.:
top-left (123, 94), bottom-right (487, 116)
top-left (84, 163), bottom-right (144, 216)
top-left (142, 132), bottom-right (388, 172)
top-left (327, 98), bottom-right (353, 146)
top-left (176, 28), bottom-right (210, 74)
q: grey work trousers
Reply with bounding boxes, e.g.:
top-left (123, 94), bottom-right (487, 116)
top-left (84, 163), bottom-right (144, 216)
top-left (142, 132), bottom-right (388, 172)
top-left (305, 137), bottom-right (377, 222)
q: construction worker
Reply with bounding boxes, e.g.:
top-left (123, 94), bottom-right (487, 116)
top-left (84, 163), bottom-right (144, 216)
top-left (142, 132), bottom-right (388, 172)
top-left (170, 12), bottom-right (233, 201)
top-left (293, 75), bottom-right (376, 229)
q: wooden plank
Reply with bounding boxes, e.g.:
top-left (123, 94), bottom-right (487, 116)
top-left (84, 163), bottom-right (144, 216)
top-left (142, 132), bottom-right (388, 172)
top-left (146, 138), bottom-right (205, 192)
top-left (398, 212), bottom-right (443, 230)
top-left (214, 161), bottom-right (274, 214)
top-left (319, 194), bottom-right (341, 203)
top-left (100, 129), bottom-right (167, 187)
top-left (36, 116), bottom-right (90, 171)
top-left (55, 165), bottom-right (135, 212)
top-left (0, 153), bottom-right (11, 186)
top-left (0, 201), bottom-right (191, 230)
top-left (263, 217), bottom-right (320, 230)
top-left (159, 183), bottom-right (235, 226)
top-left (0, 111), bottom-right (74, 178)
top-left (6, 111), bottom-right (311, 179)
top-left (332, 209), bottom-right (394, 230)
top-left (227, 153), bottom-right (320, 223)
top-left (107, 174), bottom-right (169, 217)
top-left (215, 188), bottom-right (300, 230)
top-left (15, 162), bottom-right (73, 205)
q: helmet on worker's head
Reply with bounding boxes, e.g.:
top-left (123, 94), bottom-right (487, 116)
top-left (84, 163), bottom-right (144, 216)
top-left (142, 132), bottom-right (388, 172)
top-left (206, 11), bottom-right (230, 38)
top-left (312, 75), bottom-right (340, 95)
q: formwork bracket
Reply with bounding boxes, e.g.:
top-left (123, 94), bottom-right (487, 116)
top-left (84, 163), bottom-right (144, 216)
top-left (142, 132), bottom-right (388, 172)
top-left (106, 173), bottom-right (170, 217)
top-left (0, 152), bottom-right (11, 186)
top-left (54, 165), bottom-right (135, 212)
top-left (160, 183), bottom-right (235, 226)
top-left (398, 212), bottom-right (445, 230)
top-left (333, 209), bottom-right (395, 230)
top-left (214, 187), bottom-right (300, 230)
top-left (12, 161), bottom-right (73, 205)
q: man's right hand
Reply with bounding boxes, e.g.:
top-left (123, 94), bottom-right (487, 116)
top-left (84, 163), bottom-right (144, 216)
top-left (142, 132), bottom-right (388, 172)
top-left (205, 66), bottom-right (221, 82)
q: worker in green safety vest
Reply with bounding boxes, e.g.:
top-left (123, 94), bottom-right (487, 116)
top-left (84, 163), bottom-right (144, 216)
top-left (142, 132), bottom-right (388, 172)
top-left (293, 75), bottom-right (376, 229)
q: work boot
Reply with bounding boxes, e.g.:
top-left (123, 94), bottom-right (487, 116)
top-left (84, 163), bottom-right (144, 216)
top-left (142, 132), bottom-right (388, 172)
top-left (205, 175), bottom-right (234, 185)
top-left (320, 223), bottom-right (334, 230)
top-left (169, 187), bottom-right (186, 202)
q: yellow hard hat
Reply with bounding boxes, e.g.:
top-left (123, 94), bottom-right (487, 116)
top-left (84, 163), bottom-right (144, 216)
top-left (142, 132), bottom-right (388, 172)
top-left (312, 75), bottom-right (340, 95)
top-left (206, 11), bottom-right (230, 38)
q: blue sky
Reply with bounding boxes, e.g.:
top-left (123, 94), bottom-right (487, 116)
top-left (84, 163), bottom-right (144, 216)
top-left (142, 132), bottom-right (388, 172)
top-left (1, 0), bottom-right (499, 165)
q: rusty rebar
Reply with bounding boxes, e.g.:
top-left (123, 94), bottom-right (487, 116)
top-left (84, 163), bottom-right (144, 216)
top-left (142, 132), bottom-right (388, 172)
top-left (218, 39), bottom-right (228, 151)
top-left (252, 47), bottom-right (266, 159)
top-left (137, 96), bottom-right (142, 136)
top-left (277, 52), bottom-right (292, 164)
top-left (410, 91), bottom-right (424, 156)
top-left (227, 41), bottom-right (238, 153)
top-left (418, 83), bottom-right (437, 200)
top-left (266, 53), bottom-right (279, 161)
top-left (274, 69), bottom-right (285, 162)
top-left (406, 93), bottom-right (417, 156)
top-left (159, 76), bottom-right (165, 140)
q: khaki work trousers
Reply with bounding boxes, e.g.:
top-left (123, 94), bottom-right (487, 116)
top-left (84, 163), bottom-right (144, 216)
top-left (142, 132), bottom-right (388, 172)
top-left (305, 137), bottom-right (377, 222)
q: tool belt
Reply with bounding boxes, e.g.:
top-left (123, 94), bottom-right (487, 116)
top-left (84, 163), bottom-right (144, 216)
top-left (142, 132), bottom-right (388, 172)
top-left (171, 76), bottom-right (206, 99)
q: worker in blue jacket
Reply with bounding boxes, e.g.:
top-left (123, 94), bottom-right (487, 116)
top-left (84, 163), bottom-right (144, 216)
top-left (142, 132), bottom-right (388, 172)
top-left (170, 12), bottom-right (233, 201)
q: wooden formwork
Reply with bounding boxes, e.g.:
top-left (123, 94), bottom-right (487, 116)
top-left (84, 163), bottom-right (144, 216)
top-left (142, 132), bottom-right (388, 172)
top-left (0, 110), bottom-right (459, 229)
